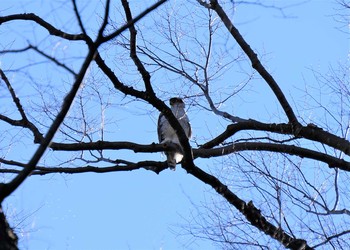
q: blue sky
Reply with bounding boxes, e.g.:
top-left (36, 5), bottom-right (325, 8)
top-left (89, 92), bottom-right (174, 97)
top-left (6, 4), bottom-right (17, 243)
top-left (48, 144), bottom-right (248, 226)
top-left (0, 1), bottom-right (348, 250)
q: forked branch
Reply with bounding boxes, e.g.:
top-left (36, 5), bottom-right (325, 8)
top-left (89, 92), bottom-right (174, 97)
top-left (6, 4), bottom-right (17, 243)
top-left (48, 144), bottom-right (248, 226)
top-left (199, 0), bottom-right (300, 127)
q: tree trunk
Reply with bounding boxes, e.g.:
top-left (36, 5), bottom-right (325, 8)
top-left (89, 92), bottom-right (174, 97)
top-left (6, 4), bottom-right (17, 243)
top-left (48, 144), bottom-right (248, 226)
top-left (0, 205), bottom-right (18, 250)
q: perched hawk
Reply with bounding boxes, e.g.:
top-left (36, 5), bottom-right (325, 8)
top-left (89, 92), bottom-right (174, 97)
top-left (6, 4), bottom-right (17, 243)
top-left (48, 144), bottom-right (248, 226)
top-left (157, 97), bottom-right (192, 170)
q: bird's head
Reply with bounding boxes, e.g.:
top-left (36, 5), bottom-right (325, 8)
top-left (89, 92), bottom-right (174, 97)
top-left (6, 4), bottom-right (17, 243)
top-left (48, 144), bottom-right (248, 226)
top-left (169, 97), bottom-right (185, 108)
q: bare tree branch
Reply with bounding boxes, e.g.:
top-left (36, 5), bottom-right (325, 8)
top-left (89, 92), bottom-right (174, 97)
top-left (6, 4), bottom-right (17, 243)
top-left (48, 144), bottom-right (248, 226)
top-left (121, 0), bottom-right (155, 95)
top-left (0, 160), bottom-right (167, 175)
top-left (0, 40), bottom-right (97, 203)
top-left (49, 140), bottom-right (169, 153)
top-left (0, 1), bottom-right (348, 249)
top-left (0, 13), bottom-right (86, 40)
top-left (201, 0), bottom-right (300, 127)
top-left (201, 121), bottom-right (350, 157)
top-left (0, 69), bottom-right (44, 143)
top-left (188, 164), bottom-right (312, 249)
top-left (94, 51), bottom-right (195, 170)
top-left (197, 142), bottom-right (350, 171)
top-left (0, 45), bottom-right (77, 75)
top-left (48, 139), bottom-right (350, 172)
top-left (100, 0), bottom-right (168, 43)
top-left (72, 0), bottom-right (88, 35)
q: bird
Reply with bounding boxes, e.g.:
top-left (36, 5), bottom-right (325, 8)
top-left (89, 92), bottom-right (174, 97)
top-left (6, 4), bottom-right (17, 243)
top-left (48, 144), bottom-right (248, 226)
top-left (157, 97), bottom-right (192, 170)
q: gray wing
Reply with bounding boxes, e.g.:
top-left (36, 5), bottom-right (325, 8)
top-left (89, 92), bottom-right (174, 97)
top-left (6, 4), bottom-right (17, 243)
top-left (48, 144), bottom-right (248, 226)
top-left (180, 114), bottom-right (192, 139)
top-left (186, 120), bottom-right (192, 139)
top-left (157, 113), bottom-right (165, 143)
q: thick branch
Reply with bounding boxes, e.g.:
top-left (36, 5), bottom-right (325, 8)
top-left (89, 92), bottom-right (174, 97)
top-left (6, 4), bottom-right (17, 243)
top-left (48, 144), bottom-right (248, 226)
top-left (0, 13), bottom-right (86, 40)
top-left (0, 159), bottom-right (168, 175)
top-left (50, 138), bottom-right (350, 172)
top-left (189, 164), bottom-right (312, 249)
top-left (6, 139), bottom-right (350, 174)
top-left (38, 161), bottom-right (166, 175)
top-left (205, 0), bottom-right (299, 126)
top-left (201, 121), bottom-right (350, 157)
top-left (201, 121), bottom-right (292, 149)
top-left (0, 206), bottom-right (18, 250)
top-left (197, 142), bottom-right (350, 171)
top-left (50, 141), bottom-right (166, 152)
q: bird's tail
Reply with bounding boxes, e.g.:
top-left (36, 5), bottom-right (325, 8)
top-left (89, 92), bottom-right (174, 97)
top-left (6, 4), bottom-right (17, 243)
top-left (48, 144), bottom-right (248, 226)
top-left (166, 151), bottom-right (177, 170)
top-left (163, 142), bottom-right (184, 170)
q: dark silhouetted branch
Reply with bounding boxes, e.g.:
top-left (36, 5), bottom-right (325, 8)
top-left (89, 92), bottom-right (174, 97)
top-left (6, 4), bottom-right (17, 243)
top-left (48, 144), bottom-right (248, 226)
top-left (188, 164), bottom-right (312, 249)
top-left (202, 0), bottom-right (300, 127)
top-left (0, 69), bottom-right (44, 143)
top-left (0, 13), bottom-right (86, 40)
